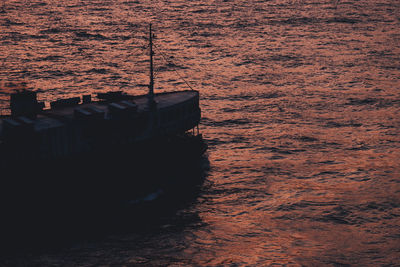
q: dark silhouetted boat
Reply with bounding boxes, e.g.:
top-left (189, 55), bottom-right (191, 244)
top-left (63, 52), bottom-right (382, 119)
top-left (0, 25), bottom-right (207, 249)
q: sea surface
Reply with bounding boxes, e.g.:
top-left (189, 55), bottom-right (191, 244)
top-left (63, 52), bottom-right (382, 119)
top-left (1, 0), bottom-right (400, 265)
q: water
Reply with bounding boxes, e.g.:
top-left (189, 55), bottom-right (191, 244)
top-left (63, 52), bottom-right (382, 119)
top-left (1, 0), bottom-right (400, 265)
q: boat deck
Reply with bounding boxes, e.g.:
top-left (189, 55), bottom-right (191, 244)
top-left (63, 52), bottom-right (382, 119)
top-left (0, 90), bottom-right (199, 135)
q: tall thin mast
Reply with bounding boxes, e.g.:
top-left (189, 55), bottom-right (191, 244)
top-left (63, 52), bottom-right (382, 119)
top-left (148, 23), bottom-right (154, 102)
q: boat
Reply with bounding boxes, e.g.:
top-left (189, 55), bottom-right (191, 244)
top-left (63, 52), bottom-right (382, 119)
top-left (0, 25), bottom-right (207, 246)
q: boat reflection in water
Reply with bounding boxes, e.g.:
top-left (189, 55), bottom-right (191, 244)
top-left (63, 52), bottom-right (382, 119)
top-left (0, 24), bottom-right (208, 252)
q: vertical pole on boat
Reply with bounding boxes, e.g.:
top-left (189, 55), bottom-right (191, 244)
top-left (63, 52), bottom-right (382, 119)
top-left (148, 23), bottom-right (155, 105)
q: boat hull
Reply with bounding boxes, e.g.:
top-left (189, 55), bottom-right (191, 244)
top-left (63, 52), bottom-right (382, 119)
top-left (0, 133), bottom-right (208, 253)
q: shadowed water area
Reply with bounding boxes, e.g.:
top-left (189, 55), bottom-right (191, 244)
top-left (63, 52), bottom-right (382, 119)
top-left (1, 0), bottom-right (400, 265)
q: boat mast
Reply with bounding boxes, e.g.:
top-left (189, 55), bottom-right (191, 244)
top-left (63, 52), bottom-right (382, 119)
top-left (148, 23), bottom-right (154, 104)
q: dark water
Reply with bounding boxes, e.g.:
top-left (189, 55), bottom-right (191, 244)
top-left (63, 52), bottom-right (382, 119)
top-left (1, 0), bottom-right (400, 265)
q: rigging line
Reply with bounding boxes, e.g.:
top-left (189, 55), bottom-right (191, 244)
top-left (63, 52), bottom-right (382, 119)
top-left (153, 43), bottom-right (195, 91)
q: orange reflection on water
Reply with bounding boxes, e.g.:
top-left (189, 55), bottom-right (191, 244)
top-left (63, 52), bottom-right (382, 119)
top-left (1, 0), bottom-right (400, 265)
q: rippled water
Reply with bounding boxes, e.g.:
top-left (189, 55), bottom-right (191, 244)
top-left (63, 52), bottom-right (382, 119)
top-left (1, 0), bottom-right (400, 265)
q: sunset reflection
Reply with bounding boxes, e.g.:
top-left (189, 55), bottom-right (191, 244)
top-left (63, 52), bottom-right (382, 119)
top-left (1, 0), bottom-right (399, 265)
